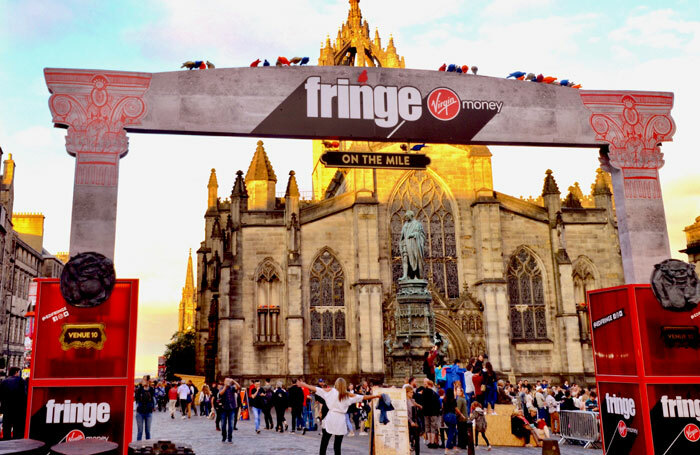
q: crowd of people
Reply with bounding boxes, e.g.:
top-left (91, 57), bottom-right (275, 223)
top-left (133, 350), bottom-right (600, 454)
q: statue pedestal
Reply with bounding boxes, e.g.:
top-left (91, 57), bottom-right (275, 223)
top-left (390, 279), bottom-right (436, 379)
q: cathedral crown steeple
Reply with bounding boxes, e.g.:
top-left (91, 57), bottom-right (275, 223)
top-left (178, 249), bottom-right (197, 333)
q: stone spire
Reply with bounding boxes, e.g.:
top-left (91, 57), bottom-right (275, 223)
top-left (563, 185), bottom-right (583, 208)
top-left (207, 168), bottom-right (218, 209)
top-left (285, 170), bottom-right (300, 198)
top-left (231, 170), bottom-right (248, 198)
top-left (178, 249), bottom-right (197, 332)
top-left (592, 168), bottom-right (612, 196)
top-left (184, 249), bottom-right (194, 295)
top-left (542, 169), bottom-right (560, 196)
top-left (246, 141), bottom-right (277, 210)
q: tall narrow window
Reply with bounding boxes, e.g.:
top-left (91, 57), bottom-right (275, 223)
top-left (507, 248), bottom-right (548, 340)
top-left (255, 260), bottom-right (281, 343)
top-left (389, 171), bottom-right (458, 298)
top-left (573, 257), bottom-right (597, 342)
top-left (309, 250), bottom-right (345, 340)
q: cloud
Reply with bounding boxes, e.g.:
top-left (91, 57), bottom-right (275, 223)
top-left (609, 9), bottom-right (700, 51)
top-left (0, 0), bottom-right (75, 43)
top-left (482, 0), bottom-right (553, 16)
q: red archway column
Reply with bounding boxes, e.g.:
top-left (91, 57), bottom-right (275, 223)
top-left (580, 91), bottom-right (676, 283)
top-left (45, 69), bottom-right (152, 260)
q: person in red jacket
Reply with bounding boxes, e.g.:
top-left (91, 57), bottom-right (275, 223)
top-left (471, 366), bottom-right (484, 405)
top-left (168, 383), bottom-right (178, 419)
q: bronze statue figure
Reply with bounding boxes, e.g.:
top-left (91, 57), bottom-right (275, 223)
top-left (399, 210), bottom-right (426, 280)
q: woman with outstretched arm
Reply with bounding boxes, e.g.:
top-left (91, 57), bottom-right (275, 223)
top-left (298, 378), bottom-right (381, 455)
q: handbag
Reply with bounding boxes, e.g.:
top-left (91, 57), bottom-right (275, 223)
top-left (480, 385), bottom-right (486, 393)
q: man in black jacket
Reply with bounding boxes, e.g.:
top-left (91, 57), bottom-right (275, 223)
top-left (0, 367), bottom-right (27, 439)
top-left (288, 378), bottom-right (304, 433)
top-left (421, 378), bottom-right (441, 449)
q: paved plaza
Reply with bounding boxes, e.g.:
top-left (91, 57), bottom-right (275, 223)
top-left (132, 410), bottom-right (602, 455)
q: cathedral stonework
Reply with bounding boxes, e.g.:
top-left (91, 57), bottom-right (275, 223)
top-left (194, 0), bottom-right (624, 384)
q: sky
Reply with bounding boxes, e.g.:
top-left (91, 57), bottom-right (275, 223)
top-left (0, 0), bottom-right (698, 376)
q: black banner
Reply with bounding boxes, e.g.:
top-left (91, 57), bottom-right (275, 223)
top-left (320, 151), bottom-right (430, 169)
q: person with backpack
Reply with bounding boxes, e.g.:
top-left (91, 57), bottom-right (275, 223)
top-left (135, 376), bottom-right (155, 440)
top-left (471, 401), bottom-right (491, 451)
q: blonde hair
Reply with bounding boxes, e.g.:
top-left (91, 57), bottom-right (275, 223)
top-left (335, 378), bottom-right (350, 402)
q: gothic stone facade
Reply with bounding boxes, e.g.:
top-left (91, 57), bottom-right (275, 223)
top-left (194, 140), bottom-right (623, 384)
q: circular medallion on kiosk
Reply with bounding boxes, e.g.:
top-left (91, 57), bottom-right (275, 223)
top-left (651, 259), bottom-right (700, 312)
top-left (60, 252), bottom-right (116, 308)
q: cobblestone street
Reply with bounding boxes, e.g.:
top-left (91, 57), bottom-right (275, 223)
top-left (132, 410), bottom-right (602, 455)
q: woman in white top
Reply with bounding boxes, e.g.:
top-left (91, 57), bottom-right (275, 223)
top-left (298, 378), bottom-right (380, 455)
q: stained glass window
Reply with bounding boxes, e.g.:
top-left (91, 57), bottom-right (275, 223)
top-left (309, 250), bottom-right (345, 340)
top-left (390, 171), bottom-right (459, 298)
top-left (507, 248), bottom-right (548, 340)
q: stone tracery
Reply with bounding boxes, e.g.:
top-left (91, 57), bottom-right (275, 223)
top-left (309, 249), bottom-right (346, 340)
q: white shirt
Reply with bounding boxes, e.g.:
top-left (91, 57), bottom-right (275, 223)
top-left (463, 371), bottom-right (474, 394)
top-left (178, 384), bottom-right (190, 400)
top-left (315, 388), bottom-right (364, 435)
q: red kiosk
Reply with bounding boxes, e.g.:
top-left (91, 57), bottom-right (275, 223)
top-left (25, 279), bottom-right (138, 449)
top-left (589, 284), bottom-right (700, 454)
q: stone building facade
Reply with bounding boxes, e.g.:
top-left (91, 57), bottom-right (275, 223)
top-left (682, 216), bottom-right (700, 268)
top-left (194, 0), bottom-right (624, 384)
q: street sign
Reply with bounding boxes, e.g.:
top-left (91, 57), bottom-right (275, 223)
top-left (320, 151), bottom-right (430, 170)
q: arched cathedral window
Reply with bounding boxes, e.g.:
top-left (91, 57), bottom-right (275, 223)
top-left (309, 250), bottom-right (346, 340)
top-left (255, 260), bottom-right (281, 343)
top-left (507, 248), bottom-right (548, 340)
top-left (573, 257), bottom-right (597, 342)
top-left (389, 171), bottom-right (458, 298)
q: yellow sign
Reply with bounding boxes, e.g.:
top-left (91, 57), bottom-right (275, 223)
top-left (371, 387), bottom-right (410, 455)
top-left (59, 323), bottom-right (106, 350)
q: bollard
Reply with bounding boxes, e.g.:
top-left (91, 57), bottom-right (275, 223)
top-left (0, 439), bottom-right (47, 455)
top-left (127, 440), bottom-right (194, 455)
top-left (50, 440), bottom-right (118, 455)
top-left (542, 437), bottom-right (561, 455)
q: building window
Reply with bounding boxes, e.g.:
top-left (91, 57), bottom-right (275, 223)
top-left (309, 250), bottom-right (345, 340)
top-left (573, 257), bottom-right (597, 342)
top-left (389, 171), bottom-right (459, 298)
top-left (507, 248), bottom-right (548, 340)
top-left (255, 260), bottom-right (281, 343)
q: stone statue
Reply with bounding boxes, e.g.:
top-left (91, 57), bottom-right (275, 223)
top-left (399, 210), bottom-right (426, 280)
top-left (651, 259), bottom-right (700, 312)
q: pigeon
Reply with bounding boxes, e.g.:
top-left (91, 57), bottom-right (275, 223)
top-left (206, 61), bottom-right (215, 69)
top-left (438, 63), bottom-right (447, 71)
top-left (507, 71), bottom-right (526, 79)
top-left (250, 59), bottom-right (261, 67)
top-left (300, 57), bottom-right (310, 65)
top-left (400, 144), bottom-right (408, 151)
top-left (535, 74), bottom-right (544, 82)
top-left (517, 75), bottom-right (525, 80)
top-left (559, 79), bottom-right (569, 86)
top-left (411, 144), bottom-right (427, 151)
top-left (289, 57), bottom-right (303, 65)
top-left (181, 61), bottom-right (195, 69)
top-left (456, 67), bottom-right (463, 73)
top-left (447, 64), bottom-right (457, 72)
top-left (276, 56), bottom-right (291, 66)
top-left (542, 76), bottom-right (557, 84)
top-left (357, 69), bottom-right (368, 85)
top-left (572, 84), bottom-right (582, 89)
top-left (525, 73), bottom-right (536, 81)
top-left (263, 59), bottom-right (270, 66)
top-left (471, 66), bottom-right (478, 75)
top-left (461, 65), bottom-right (469, 74)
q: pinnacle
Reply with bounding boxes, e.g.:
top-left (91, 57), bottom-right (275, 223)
top-left (285, 170), bottom-right (300, 198)
top-left (592, 168), bottom-right (612, 196)
top-left (207, 168), bottom-right (218, 187)
top-left (246, 140), bottom-right (277, 182)
top-left (542, 169), bottom-right (560, 196)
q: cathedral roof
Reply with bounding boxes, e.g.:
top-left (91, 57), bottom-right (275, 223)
top-left (246, 140), bottom-right (277, 182)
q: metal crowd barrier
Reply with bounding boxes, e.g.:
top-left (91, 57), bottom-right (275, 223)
top-left (558, 410), bottom-right (601, 449)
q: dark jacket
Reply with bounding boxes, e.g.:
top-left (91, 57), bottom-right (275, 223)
top-left (272, 388), bottom-right (289, 409)
top-left (288, 385), bottom-right (304, 409)
top-left (251, 387), bottom-right (265, 408)
top-left (0, 375), bottom-right (26, 416)
top-left (135, 385), bottom-right (155, 414)
top-left (421, 388), bottom-right (441, 417)
top-left (219, 386), bottom-right (239, 411)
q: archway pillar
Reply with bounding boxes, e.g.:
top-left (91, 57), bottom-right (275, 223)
top-left (580, 92), bottom-right (675, 283)
top-left (44, 68), bottom-right (152, 260)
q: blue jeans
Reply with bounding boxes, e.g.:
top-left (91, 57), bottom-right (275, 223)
top-left (252, 406), bottom-right (262, 431)
top-left (221, 410), bottom-right (235, 442)
top-left (465, 392), bottom-right (474, 414)
top-left (486, 385), bottom-right (497, 410)
top-left (445, 413), bottom-right (457, 449)
top-left (135, 412), bottom-right (152, 440)
top-left (345, 413), bottom-right (354, 433)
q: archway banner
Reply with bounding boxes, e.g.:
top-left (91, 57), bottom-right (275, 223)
top-left (45, 67), bottom-right (671, 147)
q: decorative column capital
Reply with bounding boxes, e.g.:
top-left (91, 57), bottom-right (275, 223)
top-left (580, 91), bottom-right (675, 199)
top-left (44, 68), bottom-right (152, 186)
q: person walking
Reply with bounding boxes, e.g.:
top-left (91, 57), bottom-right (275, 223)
top-left (199, 385), bottom-right (212, 418)
top-left (154, 382), bottom-right (166, 412)
top-left (470, 401), bottom-right (491, 451)
top-left (135, 376), bottom-right (155, 441)
top-left (406, 387), bottom-right (422, 455)
top-left (272, 381), bottom-right (289, 432)
top-left (262, 379), bottom-right (274, 430)
top-left (442, 388), bottom-right (459, 454)
top-left (288, 378), bottom-right (305, 433)
top-left (188, 380), bottom-right (199, 416)
top-left (177, 380), bottom-right (191, 418)
top-left (0, 367), bottom-right (26, 439)
top-left (250, 380), bottom-right (264, 433)
top-left (298, 378), bottom-right (380, 455)
top-left (167, 382), bottom-right (178, 419)
top-left (219, 378), bottom-right (240, 443)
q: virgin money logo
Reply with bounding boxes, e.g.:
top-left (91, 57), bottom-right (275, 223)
top-left (427, 88), bottom-right (460, 121)
top-left (618, 420), bottom-right (628, 437)
top-left (685, 424), bottom-right (700, 442)
top-left (63, 430), bottom-right (85, 443)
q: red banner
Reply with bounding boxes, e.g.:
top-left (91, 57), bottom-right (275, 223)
top-left (25, 279), bottom-right (138, 452)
